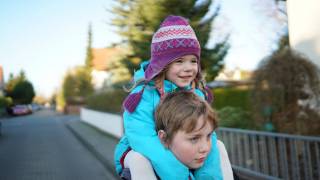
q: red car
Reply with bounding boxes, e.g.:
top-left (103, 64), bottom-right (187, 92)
top-left (7, 105), bottom-right (32, 116)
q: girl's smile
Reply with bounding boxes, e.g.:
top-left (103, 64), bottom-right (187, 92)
top-left (165, 54), bottom-right (198, 88)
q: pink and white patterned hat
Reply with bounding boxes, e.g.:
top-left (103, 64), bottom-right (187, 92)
top-left (145, 15), bottom-right (201, 81)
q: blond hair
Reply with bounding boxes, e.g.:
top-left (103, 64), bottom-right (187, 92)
top-left (124, 64), bottom-right (208, 99)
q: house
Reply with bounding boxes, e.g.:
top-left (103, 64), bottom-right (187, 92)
top-left (208, 68), bottom-right (253, 88)
top-left (63, 47), bottom-right (125, 114)
top-left (287, 0), bottom-right (320, 113)
top-left (288, 0), bottom-right (320, 69)
top-left (91, 47), bottom-right (124, 90)
top-left (0, 66), bottom-right (4, 96)
top-left (214, 67), bottom-right (252, 81)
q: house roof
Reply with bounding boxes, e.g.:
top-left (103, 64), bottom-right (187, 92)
top-left (92, 47), bottom-right (123, 71)
top-left (0, 65), bottom-right (4, 89)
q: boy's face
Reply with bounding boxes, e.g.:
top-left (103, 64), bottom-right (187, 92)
top-left (166, 115), bottom-right (213, 169)
top-left (165, 54), bottom-right (198, 88)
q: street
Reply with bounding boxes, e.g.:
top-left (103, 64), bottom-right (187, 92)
top-left (0, 109), bottom-right (117, 180)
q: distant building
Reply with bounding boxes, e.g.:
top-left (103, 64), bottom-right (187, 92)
top-left (91, 47), bottom-right (124, 90)
top-left (288, 0), bottom-right (320, 69)
top-left (208, 68), bottom-right (253, 88)
top-left (287, 0), bottom-right (320, 113)
top-left (0, 66), bottom-right (4, 96)
top-left (214, 67), bottom-right (252, 81)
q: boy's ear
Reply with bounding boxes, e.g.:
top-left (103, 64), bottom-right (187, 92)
top-left (158, 130), bottom-right (169, 148)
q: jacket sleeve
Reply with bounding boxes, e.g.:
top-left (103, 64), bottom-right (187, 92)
top-left (123, 86), bottom-right (190, 180)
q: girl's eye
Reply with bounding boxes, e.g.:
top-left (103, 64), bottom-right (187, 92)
top-left (191, 59), bottom-right (197, 63)
top-left (174, 59), bottom-right (183, 63)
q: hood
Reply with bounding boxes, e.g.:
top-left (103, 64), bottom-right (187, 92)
top-left (133, 61), bottom-right (149, 82)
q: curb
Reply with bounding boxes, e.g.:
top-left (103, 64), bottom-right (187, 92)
top-left (65, 121), bottom-right (120, 179)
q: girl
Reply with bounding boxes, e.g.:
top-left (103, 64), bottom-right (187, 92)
top-left (114, 15), bottom-right (222, 180)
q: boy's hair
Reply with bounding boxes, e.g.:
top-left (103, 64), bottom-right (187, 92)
top-left (155, 91), bottom-right (218, 144)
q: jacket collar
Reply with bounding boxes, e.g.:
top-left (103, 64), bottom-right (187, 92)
top-left (148, 79), bottom-right (192, 93)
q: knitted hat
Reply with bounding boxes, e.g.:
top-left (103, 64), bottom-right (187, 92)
top-left (145, 15), bottom-right (201, 81)
top-left (123, 15), bottom-right (202, 113)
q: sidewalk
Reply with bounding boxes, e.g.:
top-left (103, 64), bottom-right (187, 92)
top-left (65, 119), bottom-right (120, 179)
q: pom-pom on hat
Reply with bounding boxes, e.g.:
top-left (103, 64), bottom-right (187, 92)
top-left (123, 15), bottom-right (201, 113)
top-left (145, 15), bottom-right (201, 81)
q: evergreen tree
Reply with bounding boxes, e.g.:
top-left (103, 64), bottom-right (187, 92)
top-left (62, 66), bottom-right (94, 104)
top-left (276, 32), bottom-right (289, 52)
top-left (112, 0), bottom-right (229, 82)
top-left (85, 23), bottom-right (94, 70)
top-left (5, 70), bottom-right (35, 105)
top-left (11, 81), bottom-right (35, 104)
top-left (273, 0), bottom-right (289, 52)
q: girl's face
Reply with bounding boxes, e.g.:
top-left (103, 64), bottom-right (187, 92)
top-left (161, 116), bottom-right (213, 169)
top-left (165, 54), bottom-right (198, 88)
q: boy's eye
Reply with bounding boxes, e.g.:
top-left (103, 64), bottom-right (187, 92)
top-left (189, 137), bottom-right (199, 144)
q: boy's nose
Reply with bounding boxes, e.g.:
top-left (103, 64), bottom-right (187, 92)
top-left (199, 141), bottom-right (211, 153)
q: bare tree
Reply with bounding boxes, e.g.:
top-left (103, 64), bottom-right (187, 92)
top-left (251, 48), bottom-right (320, 135)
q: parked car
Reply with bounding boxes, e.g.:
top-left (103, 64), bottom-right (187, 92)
top-left (7, 105), bottom-right (32, 116)
top-left (31, 103), bottom-right (42, 111)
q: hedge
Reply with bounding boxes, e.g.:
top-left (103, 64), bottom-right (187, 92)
top-left (212, 87), bottom-right (251, 111)
top-left (86, 89), bottom-right (128, 114)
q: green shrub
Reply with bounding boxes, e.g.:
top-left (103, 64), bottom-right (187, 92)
top-left (0, 96), bottom-right (12, 108)
top-left (217, 106), bottom-right (256, 129)
top-left (212, 87), bottom-right (251, 111)
top-left (86, 89), bottom-right (128, 114)
top-left (0, 96), bottom-right (12, 116)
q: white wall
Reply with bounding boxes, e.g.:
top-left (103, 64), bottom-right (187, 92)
top-left (91, 69), bottom-right (112, 90)
top-left (80, 108), bottom-right (123, 138)
top-left (287, 0), bottom-right (320, 68)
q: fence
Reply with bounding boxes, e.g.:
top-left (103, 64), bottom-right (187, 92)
top-left (216, 127), bottom-right (320, 180)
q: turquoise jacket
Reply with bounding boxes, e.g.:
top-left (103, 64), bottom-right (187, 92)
top-left (114, 62), bottom-right (222, 180)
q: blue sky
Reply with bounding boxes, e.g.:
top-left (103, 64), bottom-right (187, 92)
top-left (0, 0), bottom-right (285, 97)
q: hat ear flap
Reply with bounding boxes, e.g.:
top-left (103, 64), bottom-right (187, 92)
top-left (204, 86), bottom-right (214, 103)
top-left (123, 87), bottom-right (145, 113)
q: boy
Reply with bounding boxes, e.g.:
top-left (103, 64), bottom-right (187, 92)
top-left (123, 91), bottom-right (233, 179)
top-left (155, 91), bottom-right (217, 171)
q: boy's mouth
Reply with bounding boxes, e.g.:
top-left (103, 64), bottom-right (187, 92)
top-left (195, 157), bottom-right (206, 163)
